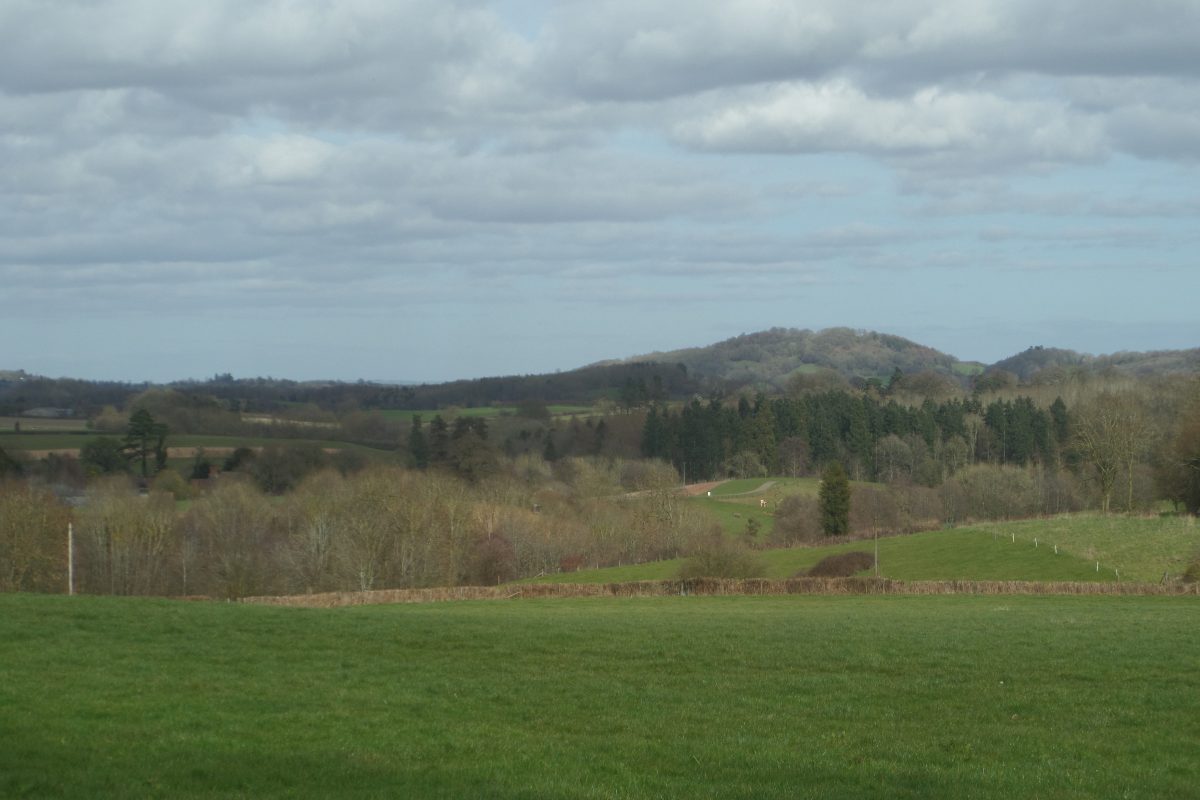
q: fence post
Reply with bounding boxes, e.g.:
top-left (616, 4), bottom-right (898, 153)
top-left (67, 523), bottom-right (74, 596)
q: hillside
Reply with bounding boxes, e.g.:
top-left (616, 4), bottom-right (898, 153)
top-left (988, 345), bottom-right (1200, 382)
top-left (5, 330), bottom-right (1198, 416)
top-left (604, 327), bottom-right (980, 391)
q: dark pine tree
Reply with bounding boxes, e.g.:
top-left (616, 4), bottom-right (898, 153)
top-left (408, 414), bottom-right (430, 469)
top-left (819, 462), bottom-right (851, 537)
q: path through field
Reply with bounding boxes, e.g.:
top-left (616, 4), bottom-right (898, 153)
top-left (720, 480), bottom-right (777, 497)
top-left (681, 480), bottom-right (726, 496)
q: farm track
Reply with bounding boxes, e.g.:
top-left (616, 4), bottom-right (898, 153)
top-left (715, 480), bottom-right (778, 497)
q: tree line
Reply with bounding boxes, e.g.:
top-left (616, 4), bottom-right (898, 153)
top-left (641, 391), bottom-right (1067, 485)
top-left (0, 456), bottom-right (714, 598)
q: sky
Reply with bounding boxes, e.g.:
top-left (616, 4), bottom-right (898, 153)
top-left (2, 0), bottom-right (1197, 383)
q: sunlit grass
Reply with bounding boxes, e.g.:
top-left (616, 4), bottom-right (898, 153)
top-left (3, 593), bottom-right (1197, 798)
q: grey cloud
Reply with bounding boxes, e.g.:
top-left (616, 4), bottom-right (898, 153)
top-left (0, 0), bottom-right (536, 133)
top-left (672, 81), bottom-right (1108, 172)
top-left (2, 0), bottom-right (1198, 356)
top-left (535, 0), bottom-right (1200, 101)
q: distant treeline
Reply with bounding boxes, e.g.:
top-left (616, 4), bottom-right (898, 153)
top-left (0, 362), bottom-right (706, 417)
top-left (642, 392), bottom-right (1069, 484)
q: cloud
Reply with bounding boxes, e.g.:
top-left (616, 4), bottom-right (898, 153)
top-left (673, 81), bottom-right (1107, 169)
top-left (1, 1), bottom-right (1198, 380)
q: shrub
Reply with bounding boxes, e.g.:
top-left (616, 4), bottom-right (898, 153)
top-left (805, 551), bottom-right (875, 578)
top-left (770, 494), bottom-right (822, 545)
top-left (152, 468), bottom-right (192, 501)
top-left (677, 533), bottom-right (766, 579)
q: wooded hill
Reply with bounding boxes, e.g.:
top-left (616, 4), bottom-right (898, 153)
top-left (987, 345), bottom-right (1200, 382)
top-left (599, 327), bottom-right (981, 391)
top-left (2, 328), bottom-right (1197, 416)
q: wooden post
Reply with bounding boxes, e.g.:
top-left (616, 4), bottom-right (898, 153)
top-left (67, 522), bottom-right (74, 596)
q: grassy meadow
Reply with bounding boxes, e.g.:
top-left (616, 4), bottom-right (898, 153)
top-left (379, 405), bottom-right (596, 422)
top-left (0, 432), bottom-right (395, 456)
top-left (2, 593), bottom-right (1197, 798)
top-left (0, 416), bottom-right (89, 433)
top-left (528, 525), bottom-right (1122, 584)
top-left (964, 514), bottom-right (1199, 583)
top-left (691, 477), bottom-right (824, 538)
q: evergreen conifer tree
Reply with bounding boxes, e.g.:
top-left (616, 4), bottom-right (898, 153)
top-left (818, 462), bottom-right (851, 537)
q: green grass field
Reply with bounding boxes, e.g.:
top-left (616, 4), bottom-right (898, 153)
top-left (2, 593), bottom-right (1197, 798)
top-left (964, 514), bottom-right (1199, 583)
top-left (0, 416), bottom-right (89, 433)
top-left (529, 526), bottom-right (1119, 584)
top-left (694, 477), bottom-right (887, 540)
top-left (379, 405), bottom-right (595, 422)
top-left (0, 433), bottom-right (395, 456)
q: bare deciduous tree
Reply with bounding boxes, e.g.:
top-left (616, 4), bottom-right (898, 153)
top-left (1073, 392), bottom-right (1149, 513)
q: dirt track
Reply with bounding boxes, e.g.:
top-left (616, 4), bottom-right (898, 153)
top-left (681, 481), bottom-right (725, 496)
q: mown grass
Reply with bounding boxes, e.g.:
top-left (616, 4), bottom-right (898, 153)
top-left (964, 514), bottom-right (1200, 583)
top-left (2, 593), bottom-right (1197, 799)
top-left (529, 526), bottom-right (1117, 584)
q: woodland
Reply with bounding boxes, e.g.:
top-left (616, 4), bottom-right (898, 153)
top-left (2, 330), bottom-right (1199, 599)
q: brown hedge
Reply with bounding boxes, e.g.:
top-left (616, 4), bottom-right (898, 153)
top-left (241, 577), bottom-right (1200, 608)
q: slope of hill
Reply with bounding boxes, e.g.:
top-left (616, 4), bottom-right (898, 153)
top-left (605, 327), bottom-right (979, 391)
top-left (7, 331), bottom-right (1197, 417)
top-left (988, 345), bottom-right (1200, 382)
top-left (525, 525), bottom-right (1121, 584)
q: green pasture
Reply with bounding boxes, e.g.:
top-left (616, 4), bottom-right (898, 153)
top-left (2, 593), bottom-right (1197, 799)
top-left (964, 514), bottom-right (1200, 583)
top-left (0, 416), bottom-right (88, 433)
top-left (694, 476), bottom-right (868, 539)
top-left (529, 525), bottom-right (1119, 584)
top-left (379, 404), bottom-right (596, 422)
top-left (0, 432), bottom-right (395, 456)
top-left (0, 432), bottom-right (104, 450)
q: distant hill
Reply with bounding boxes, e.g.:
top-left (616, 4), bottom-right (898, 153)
top-left (988, 346), bottom-right (1200, 382)
top-left (603, 327), bottom-right (983, 391)
top-left (5, 332), bottom-right (1197, 417)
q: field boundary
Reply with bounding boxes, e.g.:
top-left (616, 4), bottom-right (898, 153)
top-left (241, 577), bottom-right (1200, 608)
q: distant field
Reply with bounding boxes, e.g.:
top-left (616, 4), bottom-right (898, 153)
top-left (530, 513), bottom-right (1198, 586)
top-left (0, 416), bottom-right (88, 433)
top-left (693, 476), bottom-right (871, 539)
top-left (3, 594), bottom-right (1197, 798)
top-left (964, 514), bottom-right (1199, 583)
top-left (528, 525), bottom-right (1119, 584)
top-left (0, 433), bottom-right (395, 457)
top-left (379, 405), bottom-right (595, 422)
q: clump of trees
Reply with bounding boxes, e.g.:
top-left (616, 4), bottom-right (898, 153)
top-left (677, 531), bottom-right (765, 579)
top-left (1155, 388), bottom-right (1200, 514)
top-left (0, 454), bottom-right (720, 599)
top-left (0, 483), bottom-right (70, 592)
top-left (642, 391), bottom-right (1065, 485)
